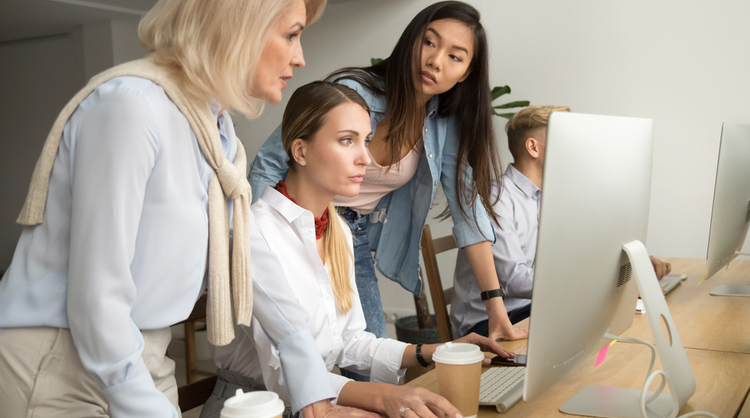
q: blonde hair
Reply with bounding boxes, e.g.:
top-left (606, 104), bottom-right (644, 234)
top-left (281, 81), bottom-right (371, 314)
top-left (506, 105), bottom-right (570, 161)
top-left (138, 0), bottom-right (326, 118)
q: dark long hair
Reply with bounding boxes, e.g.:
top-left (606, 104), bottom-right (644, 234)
top-left (329, 1), bottom-right (502, 227)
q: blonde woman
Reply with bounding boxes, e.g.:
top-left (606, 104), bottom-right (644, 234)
top-left (210, 81), bottom-right (515, 418)
top-left (0, 0), bottom-right (354, 417)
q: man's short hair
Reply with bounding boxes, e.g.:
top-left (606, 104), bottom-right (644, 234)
top-left (506, 105), bottom-right (570, 161)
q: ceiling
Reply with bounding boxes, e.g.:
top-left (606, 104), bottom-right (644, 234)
top-left (0, 0), bottom-right (153, 43)
top-left (0, 0), bottom-right (364, 44)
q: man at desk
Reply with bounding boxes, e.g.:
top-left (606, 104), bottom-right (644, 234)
top-left (450, 106), bottom-right (672, 338)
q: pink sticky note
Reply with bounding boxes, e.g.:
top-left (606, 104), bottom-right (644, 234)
top-left (595, 340), bottom-right (617, 367)
top-left (595, 344), bottom-right (610, 367)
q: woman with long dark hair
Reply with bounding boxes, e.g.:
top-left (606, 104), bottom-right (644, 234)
top-left (249, 1), bottom-right (528, 354)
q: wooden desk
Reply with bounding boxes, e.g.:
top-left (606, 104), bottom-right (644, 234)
top-left (622, 258), bottom-right (750, 354)
top-left (408, 342), bottom-right (750, 417)
top-left (405, 258), bottom-right (750, 417)
top-left (739, 396), bottom-right (750, 418)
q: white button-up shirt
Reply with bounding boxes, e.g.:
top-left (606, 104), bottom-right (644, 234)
top-left (450, 164), bottom-right (539, 337)
top-left (0, 77), bottom-right (335, 416)
top-left (213, 186), bottom-right (408, 405)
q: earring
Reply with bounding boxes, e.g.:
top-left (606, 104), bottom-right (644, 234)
top-left (300, 160), bottom-right (306, 166)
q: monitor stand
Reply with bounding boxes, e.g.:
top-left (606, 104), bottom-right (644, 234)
top-left (710, 284), bottom-right (750, 297)
top-left (710, 250), bottom-right (750, 297)
top-left (559, 240), bottom-right (696, 418)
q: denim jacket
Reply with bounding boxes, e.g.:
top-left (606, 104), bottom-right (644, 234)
top-left (248, 77), bottom-right (495, 296)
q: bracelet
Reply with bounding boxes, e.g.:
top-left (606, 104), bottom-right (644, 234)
top-left (415, 344), bottom-right (430, 367)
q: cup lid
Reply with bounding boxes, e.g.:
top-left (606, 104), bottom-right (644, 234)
top-left (220, 389), bottom-right (285, 418)
top-left (432, 342), bottom-right (485, 365)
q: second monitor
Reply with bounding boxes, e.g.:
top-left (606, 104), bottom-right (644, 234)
top-left (705, 122), bottom-right (750, 296)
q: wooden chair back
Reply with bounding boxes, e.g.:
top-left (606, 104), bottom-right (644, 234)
top-left (420, 224), bottom-right (458, 343)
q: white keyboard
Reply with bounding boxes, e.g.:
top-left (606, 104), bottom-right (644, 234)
top-left (637, 274), bottom-right (688, 314)
top-left (479, 367), bottom-right (525, 413)
top-left (661, 274), bottom-right (687, 294)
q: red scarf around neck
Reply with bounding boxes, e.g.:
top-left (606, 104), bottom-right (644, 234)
top-left (275, 180), bottom-right (329, 239)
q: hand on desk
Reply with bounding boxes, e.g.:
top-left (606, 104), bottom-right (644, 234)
top-left (454, 332), bottom-right (516, 363)
top-left (485, 298), bottom-right (529, 343)
top-left (301, 400), bottom-right (378, 418)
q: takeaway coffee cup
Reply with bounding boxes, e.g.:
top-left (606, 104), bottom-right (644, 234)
top-left (432, 342), bottom-right (484, 418)
top-left (220, 389), bottom-right (285, 418)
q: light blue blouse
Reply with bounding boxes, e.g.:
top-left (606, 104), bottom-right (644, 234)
top-left (0, 77), bottom-right (334, 416)
top-left (248, 77), bottom-right (495, 296)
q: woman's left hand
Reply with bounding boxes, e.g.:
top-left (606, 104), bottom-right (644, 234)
top-left (454, 333), bottom-right (516, 363)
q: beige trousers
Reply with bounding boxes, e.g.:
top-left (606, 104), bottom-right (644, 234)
top-left (0, 327), bottom-right (182, 418)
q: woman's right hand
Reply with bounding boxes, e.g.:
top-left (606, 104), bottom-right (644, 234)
top-left (381, 385), bottom-right (461, 418)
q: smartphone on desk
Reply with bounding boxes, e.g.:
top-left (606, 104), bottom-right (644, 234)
top-left (490, 354), bottom-right (527, 367)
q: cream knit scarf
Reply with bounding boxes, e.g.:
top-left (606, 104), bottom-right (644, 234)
top-left (16, 56), bottom-right (251, 346)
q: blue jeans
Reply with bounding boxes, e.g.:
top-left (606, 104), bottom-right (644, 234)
top-left (337, 208), bottom-right (388, 382)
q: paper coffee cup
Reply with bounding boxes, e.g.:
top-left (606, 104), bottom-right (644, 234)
top-left (432, 342), bottom-right (484, 418)
top-left (220, 389), bottom-right (285, 418)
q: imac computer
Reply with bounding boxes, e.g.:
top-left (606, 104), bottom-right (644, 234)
top-left (523, 112), bottom-right (703, 418)
top-left (705, 122), bottom-right (750, 296)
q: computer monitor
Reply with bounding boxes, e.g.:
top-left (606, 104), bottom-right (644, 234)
top-left (523, 112), bottom-right (696, 417)
top-left (705, 123), bottom-right (750, 296)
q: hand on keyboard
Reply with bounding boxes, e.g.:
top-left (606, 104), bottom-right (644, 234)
top-left (650, 256), bottom-right (672, 280)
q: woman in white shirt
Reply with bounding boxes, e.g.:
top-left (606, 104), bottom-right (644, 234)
top-left (0, 1), bottom-right (359, 417)
top-left (209, 80), bottom-right (515, 418)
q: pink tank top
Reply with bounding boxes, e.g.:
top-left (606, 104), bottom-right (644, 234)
top-left (333, 140), bottom-right (423, 214)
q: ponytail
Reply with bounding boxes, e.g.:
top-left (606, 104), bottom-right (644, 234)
top-left (323, 203), bottom-right (353, 314)
top-left (281, 81), bottom-right (370, 315)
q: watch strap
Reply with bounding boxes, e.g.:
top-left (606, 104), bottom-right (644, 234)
top-left (481, 288), bottom-right (505, 301)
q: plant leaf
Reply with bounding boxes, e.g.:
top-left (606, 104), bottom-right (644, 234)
top-left (371, 58), bottom-right (384, 66)
top-left (493, 100), bottom-right (530, 110)
top-left (491, 85), bottom-right (511, 100)
top-left (493, 111), bottom-right (517, 119)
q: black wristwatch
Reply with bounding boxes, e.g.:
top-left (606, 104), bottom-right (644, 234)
top-left (481, 288), bottom-right (505, 301)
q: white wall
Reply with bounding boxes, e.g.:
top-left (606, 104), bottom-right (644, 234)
top-left (110, 20), bottom-right (148, 65)
top-left (0, 18), bottom-right (146, 271)
top-left (82, 21), bottom-right (113, 80)
top-left (0, 31), bottom-right (86, 269)
top-left (3, 0), bottom-right (749, 332)
top-left (83, 19), bottom-right (147, 80)
top-left (489, 0), bottom-right (750, 260)
top-left (229, 0), bottom-right (750, 332)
